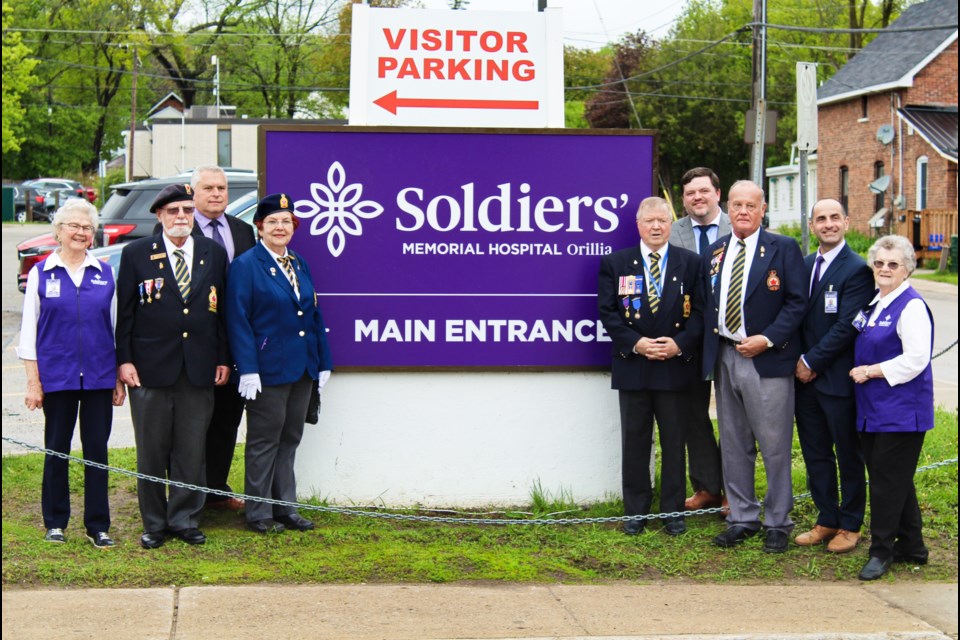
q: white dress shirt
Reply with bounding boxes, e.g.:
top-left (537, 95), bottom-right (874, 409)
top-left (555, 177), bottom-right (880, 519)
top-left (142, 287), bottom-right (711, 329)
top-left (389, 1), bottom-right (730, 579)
top-left (717, 228), bottom-right (761, 341)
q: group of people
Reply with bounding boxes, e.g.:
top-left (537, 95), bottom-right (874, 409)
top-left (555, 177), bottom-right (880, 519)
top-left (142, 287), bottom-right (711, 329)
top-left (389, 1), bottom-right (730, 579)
top-left (19, 165), bottom-right (332, 550)
top-left (598, 167), bottom-right (936, 581)
top-left (20, 164), bottom-right (936, 580)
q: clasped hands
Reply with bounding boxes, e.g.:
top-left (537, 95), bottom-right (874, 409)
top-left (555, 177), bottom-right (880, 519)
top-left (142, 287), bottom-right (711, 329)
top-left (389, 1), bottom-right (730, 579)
top-left (634, 337), bottom-right (680, 361)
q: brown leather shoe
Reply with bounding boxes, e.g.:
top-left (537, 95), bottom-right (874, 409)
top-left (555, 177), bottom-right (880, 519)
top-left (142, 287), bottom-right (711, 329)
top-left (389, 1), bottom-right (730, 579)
top-left (684, 490), bottom-right (723, 511)
top-left (794, 524), bottom-right (838, 546)
top-left (208, 497), bottom-right (245, 511)
top-left (827, 529), bottom-right (860, 553)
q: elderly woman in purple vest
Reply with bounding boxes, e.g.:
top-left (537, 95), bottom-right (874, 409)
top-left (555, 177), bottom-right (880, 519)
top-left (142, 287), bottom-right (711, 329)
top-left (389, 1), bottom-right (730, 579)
top-left (849, 234), bottom-right (934, 581)
top-left (18, 199), bottom-right (126, 549)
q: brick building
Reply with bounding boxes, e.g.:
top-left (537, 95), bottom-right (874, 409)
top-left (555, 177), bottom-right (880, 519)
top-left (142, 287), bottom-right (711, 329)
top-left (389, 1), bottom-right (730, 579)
top-left (817, 0), bottom-right (957, 235)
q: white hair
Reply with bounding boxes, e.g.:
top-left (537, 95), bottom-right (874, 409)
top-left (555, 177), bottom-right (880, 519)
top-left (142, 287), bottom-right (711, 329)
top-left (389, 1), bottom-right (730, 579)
top-left (191, 165), bottom-right (226, 189)
top-left (51, 198), bottom-right (99, 230)
top-left (868, 235), bottom-right (917, 274)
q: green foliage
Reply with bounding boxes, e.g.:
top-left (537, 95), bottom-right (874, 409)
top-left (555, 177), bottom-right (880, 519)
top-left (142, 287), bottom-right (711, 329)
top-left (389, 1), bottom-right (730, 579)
top-left (776, 222), bottom-right (875, 257)
top-left (3, 410), bottom-right (957, 586)
top-left (1, 3), bottom-right (38, 153)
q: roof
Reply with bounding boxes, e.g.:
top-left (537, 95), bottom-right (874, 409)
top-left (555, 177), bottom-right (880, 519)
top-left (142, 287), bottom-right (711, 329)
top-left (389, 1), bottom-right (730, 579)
top-left (897, 105), bottom-right (959, 162)
top-left (818, 0), bottom-right (958, 105)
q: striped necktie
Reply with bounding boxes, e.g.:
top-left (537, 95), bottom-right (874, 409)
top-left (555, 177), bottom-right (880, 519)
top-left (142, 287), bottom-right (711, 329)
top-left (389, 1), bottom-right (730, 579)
top-left (278, 255), bottom-right (299, 294)
top-left (173, 249), bottom-right (190, 300)
top-left (724, 240), bottom-right (746, 334)
top-left (647, 251), bottom-right (661, 315)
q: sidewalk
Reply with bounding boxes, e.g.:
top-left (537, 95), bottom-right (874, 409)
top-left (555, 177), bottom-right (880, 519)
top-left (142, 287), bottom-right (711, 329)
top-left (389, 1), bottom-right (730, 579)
top-left (3, 582), bottom-right (957, 639)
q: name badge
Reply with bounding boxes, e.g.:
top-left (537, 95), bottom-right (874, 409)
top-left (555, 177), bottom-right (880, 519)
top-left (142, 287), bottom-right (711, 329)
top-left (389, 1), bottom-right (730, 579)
top-left (852, 310), bottom-right (867, 332)
top-left (46, 276), bottom-right (61, 298)
top-left (824, 290), bottom-right (838, 314)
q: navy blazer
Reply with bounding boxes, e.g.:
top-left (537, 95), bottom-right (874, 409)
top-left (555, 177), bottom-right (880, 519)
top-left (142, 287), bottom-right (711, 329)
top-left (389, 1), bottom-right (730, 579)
top-left (800, 243), bottom-right (875, 397)
top-left (115, 234), bottom-right (229, 387)
top-left (598, 244), bottom-right (703, 391)
top-left (225, 243), bottom-right (333, 387)
top-left (701, 228), bottom-right (807, 379)
top-left (192, 214), bottom-right (256, 260)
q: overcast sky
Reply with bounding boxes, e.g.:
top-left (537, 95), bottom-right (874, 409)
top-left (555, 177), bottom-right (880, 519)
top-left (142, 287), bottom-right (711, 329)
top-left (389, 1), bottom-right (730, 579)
top-left (418, 0), bottom-right (689, 49)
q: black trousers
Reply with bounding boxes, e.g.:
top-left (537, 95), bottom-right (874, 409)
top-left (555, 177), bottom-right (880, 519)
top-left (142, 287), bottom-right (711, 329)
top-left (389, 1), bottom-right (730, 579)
top-left (860, 430), bottom-right (927, 560)
top-left (204, 383), bottom-right (246, 501)
top-left (685, 379), bottom-right (723, 495)
top-left (795, 383), bottom-right (866, 531)
top-left (41, 388), bottom-right (113, 533)
top-left (619, 389), bottom-right (688, 517)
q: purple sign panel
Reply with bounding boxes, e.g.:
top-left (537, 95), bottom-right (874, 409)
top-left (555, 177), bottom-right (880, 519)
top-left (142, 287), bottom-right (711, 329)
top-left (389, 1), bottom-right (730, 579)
top-left (260, 126), bottom-right (656, 368)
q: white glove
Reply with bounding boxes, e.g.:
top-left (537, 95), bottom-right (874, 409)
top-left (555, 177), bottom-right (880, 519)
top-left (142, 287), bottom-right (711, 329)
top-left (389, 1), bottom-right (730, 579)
top-left (238, 373), bottom-right (262, 401)
top-left (318, 370), bottom-right (331, 395)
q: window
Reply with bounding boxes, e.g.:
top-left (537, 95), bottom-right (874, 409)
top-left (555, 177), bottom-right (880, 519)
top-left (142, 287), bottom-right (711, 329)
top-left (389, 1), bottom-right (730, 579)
top-left (217, 129), bottom-right (232, 167)
top-left (917, 156), bottom-right (928, 209)
top-left (874, 162), bottom-right (885, 211)
top-left (860, 96), bottom-right (868, 120)
top-left (839, 166), bottom-right (849, 212)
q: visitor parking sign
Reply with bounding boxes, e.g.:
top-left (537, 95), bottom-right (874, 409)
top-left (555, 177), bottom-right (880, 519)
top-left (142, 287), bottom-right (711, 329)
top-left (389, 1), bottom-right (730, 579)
top-left (349, 5), bottom-right (564, 128)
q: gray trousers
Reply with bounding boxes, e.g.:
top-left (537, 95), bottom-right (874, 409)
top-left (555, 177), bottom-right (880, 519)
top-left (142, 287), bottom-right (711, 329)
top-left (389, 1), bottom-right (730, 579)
top-left (244, 374), bottom-right (313, 523)
top-left (129, 373), bottom-right (212, 533)
top-left (716, 343), bottom-right (795, 533)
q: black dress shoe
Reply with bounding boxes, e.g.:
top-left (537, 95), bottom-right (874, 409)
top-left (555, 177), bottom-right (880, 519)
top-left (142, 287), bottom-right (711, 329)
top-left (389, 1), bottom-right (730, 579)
top-left (893, 552), bottom-right (929, 565)
top-left (858, 556), bottom-right (892, 581)
top-left (170, 528), bottom-right (206, 545)
top-left (763, 529), bottom-right (789, 553)
top-left (664, 518), bottom-right (687, 536)
top-left (275, 513), bottom-right (315, 531)
top-left (713, 525), bottom-right (758, 548)
top-left (622, 518), bottom-right (645, 536)
top-left (247, 519), bottom-right (286, 534)
top-left (140, 532), bottom-right (165, 549)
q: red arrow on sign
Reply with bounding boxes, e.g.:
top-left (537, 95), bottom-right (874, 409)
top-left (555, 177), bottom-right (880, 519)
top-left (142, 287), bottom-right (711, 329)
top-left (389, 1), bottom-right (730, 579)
top-left (374, 91), bottom-right (539, 115)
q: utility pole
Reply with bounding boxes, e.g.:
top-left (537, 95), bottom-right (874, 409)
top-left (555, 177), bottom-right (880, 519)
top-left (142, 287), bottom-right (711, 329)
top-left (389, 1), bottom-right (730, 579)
top-left (749, 0), bottom-right (767, 188)
top-left (127, 47), bottom-right (139, 182)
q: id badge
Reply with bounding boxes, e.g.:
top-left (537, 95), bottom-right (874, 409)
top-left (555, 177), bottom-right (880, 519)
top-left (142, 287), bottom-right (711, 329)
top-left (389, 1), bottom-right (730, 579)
top-left (852, 310), bottom-right (868, 332)
top-left (46, 277), bottom-right (61, 298)
top-left (824, 290), bottom-right (838, 314)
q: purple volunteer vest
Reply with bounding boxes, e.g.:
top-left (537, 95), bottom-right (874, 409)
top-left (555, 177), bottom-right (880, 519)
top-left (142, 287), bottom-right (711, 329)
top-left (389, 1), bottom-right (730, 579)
top-left (35, 259), bottom-right (117, 392)
top-left (853, 286), bottom-right (934, 433)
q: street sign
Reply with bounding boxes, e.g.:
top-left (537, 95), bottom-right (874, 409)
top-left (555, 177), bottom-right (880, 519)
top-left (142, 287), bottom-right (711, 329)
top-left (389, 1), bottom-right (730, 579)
top-left (349, 5), bottom-right (564, 128)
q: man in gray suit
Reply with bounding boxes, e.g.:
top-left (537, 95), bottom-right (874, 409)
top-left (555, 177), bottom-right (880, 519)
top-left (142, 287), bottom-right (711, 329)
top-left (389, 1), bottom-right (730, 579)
top-left (669, 167), bottom-right (729, 511)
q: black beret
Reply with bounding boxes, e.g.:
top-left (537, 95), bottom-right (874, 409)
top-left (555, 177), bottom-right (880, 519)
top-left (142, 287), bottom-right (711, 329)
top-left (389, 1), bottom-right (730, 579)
top-left (255, 193), bottom-right (295, 223)
top-left (151, 184), bottom-right (194, 213)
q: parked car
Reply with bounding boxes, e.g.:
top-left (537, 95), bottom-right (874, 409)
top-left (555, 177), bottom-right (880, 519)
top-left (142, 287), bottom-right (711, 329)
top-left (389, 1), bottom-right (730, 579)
top-left (10, 184), bottom-right (54, 222)
top-left (22, 178), bottom-right (97, 203)
top-left (16, 177), bottom-right (258, 292)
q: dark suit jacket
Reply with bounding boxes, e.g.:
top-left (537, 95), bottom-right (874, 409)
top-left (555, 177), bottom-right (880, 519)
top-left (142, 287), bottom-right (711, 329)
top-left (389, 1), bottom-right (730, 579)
top-left (225, 243), bottom-right (333, 387)
top-left (598, 244), bottom-right (703, 391)
top-left (800, 243), bottom-right (875, 397)
top-left (154, 214), bottom-right (257, 261)
top-left (115, 234), bottom-right (230, 387)
top-left (669, 212), bottom-right (731, 254)
top-left (701, 228), bottom-right (807, 379)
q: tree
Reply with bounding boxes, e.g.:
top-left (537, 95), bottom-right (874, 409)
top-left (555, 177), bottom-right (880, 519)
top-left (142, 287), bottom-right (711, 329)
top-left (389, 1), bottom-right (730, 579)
top-left (2, 2), bottom-right (38, 153)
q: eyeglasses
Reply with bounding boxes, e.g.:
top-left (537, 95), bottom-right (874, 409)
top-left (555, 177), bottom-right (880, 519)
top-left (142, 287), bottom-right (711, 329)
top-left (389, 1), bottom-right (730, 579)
top-left (263, 218), bottom-right (294, 228)
top-left (160, 205), bottom-right (195, 215)
top-left (873, 260), bottom-right (902, 270)
top-left (60, 222), bottom-right (95, 234)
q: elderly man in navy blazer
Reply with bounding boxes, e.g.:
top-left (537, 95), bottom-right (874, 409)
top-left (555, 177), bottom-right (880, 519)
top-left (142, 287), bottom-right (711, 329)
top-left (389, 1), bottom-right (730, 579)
top-left (701, 180), bottom-right (806, 553)
top-left (116, 184), bottom-right (230, 549)
top-left (794, 199), bottom-right (874, 553)
top-left (599, 196), bottom-right (703, 536)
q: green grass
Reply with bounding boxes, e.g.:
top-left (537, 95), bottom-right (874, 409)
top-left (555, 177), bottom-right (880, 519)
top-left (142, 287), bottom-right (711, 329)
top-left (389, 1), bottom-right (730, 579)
top-left (3, 411), bottom-right (957, 587)
top-left (913, 271), bottom-right (958, 285)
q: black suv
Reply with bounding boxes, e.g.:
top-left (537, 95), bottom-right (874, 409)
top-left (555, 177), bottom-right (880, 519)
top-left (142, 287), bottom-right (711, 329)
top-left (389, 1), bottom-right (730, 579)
top-left (95, 171), bottom-right (258, 246)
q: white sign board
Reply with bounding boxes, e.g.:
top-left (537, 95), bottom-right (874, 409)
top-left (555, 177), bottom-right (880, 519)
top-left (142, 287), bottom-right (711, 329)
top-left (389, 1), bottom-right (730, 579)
top-left (349, 5), bottom-right (564, 128)
top-left (796, 62), bottom-right (818, 151)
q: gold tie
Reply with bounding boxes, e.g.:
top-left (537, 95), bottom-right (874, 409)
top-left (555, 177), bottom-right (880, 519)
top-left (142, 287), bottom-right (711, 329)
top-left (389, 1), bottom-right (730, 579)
top-left (278, 255), bottom-right (299, 292)
top-left (724, 240), bottom-right (746, 334)
top-left (173, 249), bottom-right (190, 300)
top-left (647, 251), bottom-right (661, 315)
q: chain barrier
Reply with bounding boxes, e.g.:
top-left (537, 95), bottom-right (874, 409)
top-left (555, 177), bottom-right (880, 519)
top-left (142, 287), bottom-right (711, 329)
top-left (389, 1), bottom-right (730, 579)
top-left (3, 435), bottom-right (956, 526)
top-left (933, 338), bottom-right (958, 360)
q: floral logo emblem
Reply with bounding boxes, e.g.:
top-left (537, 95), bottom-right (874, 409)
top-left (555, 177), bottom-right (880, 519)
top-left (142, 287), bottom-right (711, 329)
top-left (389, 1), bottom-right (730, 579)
top-left (295, 161), bottom-right (384, 258)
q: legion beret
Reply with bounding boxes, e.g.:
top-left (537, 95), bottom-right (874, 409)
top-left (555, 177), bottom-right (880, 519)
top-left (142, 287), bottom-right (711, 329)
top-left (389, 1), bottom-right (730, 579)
top-left (255, 193), bottom-right (295, 223)
top-left (150, 183), bottom-right (194, 213)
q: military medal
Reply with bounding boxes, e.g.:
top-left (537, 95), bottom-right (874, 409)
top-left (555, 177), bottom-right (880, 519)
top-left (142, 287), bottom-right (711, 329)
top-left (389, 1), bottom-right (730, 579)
top-left (138, 282), bottom-right (145, 306)
top-left (631, 297), bottom-right (642, 319)
top-left (208, 286), bottom-right (218, 312)
top-left (144, 279), bottom-right (154, 303)
top-left (154, 277), bottom-right (164, 299)
top-left (622, 297), bottom-right (630, 318)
